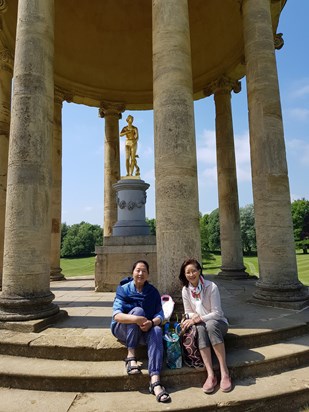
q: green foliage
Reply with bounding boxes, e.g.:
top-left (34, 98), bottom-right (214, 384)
top-left (146, 218), bottom-right (156, 235)
top-left (207, 208), bottom-right (220, 251)
top-left (239, 204), bottom-right (256, 253)
top-left (200, 212), bottom-right (211, 259)
top-left (61, 221), bottom-right (103, 258)
top-left (291, 198), bottom-right (309, 253)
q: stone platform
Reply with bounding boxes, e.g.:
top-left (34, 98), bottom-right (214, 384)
top-left (0, 276), bottom-right (308, 411)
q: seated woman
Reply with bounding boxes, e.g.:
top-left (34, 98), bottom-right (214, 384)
top-left (111, 260), bottom-right (171, 403)
top-left (179, 258), bottom-right (232, 394)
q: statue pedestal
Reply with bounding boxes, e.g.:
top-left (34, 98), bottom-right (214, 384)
top-left (95, 177), bottom-right (157, 291)
top-left (95, 236), bottom-right (157, 291)
top-left (112, 178), bottom-right (150, 236)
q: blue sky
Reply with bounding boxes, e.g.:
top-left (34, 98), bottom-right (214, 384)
top-left (61, 1), bottom-right (309, 227)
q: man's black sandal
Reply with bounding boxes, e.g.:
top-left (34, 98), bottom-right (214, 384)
top-left (124, 357), bottom-right (141, 375)
top-left (149, 381), bottom-right (171, 403)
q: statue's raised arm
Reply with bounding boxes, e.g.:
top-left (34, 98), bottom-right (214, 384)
top-left (120, 115), bottom-right (140, 177)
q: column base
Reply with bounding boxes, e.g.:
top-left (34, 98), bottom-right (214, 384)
top-left (50, 266), bottom-right (66, 281)
top-left (0, 292), bottom-right (60, 321)
top-left (249, 280), bottom-right (309, 310)
top-left (0, 309), bottom-right (68, 332)
top-left (217, 266), bottom-right (251, 280)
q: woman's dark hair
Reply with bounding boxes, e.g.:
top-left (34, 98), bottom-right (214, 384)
top-left (179, 258), bottom-right (202, 287)
top-left (132, 260), bottom-right (149, 274)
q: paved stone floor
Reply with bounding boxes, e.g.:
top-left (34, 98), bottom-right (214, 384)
top-left (0, 275), bottom-right (308, 412)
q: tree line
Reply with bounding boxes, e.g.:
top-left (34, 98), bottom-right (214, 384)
top-left (60, 199), bottom-right (309, 258)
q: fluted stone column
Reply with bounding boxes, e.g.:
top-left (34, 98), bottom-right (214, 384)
top-left (152, 0), bottom-right (201, 296)
top-left (99, 102), bottom-right (124, 237)
top-left (0, 42), bottom-right (13, 290)
top-left (205, 78), bottom-right (248, 279)
top-left (0, 0), bottom-right (59, 320)
top-left (50, 88), bottom-right (65, 281)
top-left (243, 0), bottom-right (308, 307)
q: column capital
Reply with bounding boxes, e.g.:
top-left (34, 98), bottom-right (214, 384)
top-left (99, 101), bottom-right (125, 119)
top-left (274, 33), bottom-right (284, 50)
top-left (203, 77), bottom-right (241, 97)
top-left (54, 86), bottom-right (73, 105)
top-left (0, 46), bottom-right (13, 73)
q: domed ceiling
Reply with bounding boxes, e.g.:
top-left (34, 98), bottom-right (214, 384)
top-left (1, 0), bottom-right (284, 109)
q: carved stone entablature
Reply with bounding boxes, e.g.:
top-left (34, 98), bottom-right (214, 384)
top-left (54, 86), bottom-right (73, 105)
top-left (203, 77), bottom-right (241, 97)
top-left (99, 101), bottom-right (125, 119)
top-left (274, 33), bottom-right (284, 50)
top-left (0, 0), bottom-right (8, 13)
top-left (116, 194), bottom-right (147, 211)
top-left (0, 47), bottom-right (13, 73)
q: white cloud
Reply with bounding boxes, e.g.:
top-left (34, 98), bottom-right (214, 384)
top-left (197, 129), bottom-right (252, 184)
top-left (287, 108), bottom-right (309, 121)
top-left (287, 138), bottom-right (309, 165)
top-left (291, 81), bottom-right (309, 98)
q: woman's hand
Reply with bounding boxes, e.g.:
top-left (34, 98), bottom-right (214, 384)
top-left (134, 315), bottom-right (148, 326)
top-left (181, 318), bottom-right (194, 331)
top-left (140, 319), bottom-right (153, 332)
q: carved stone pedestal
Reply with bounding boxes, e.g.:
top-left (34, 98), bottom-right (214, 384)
top-left (95, 236), bottom-right (157, 292)
top-left (112, 178), bottom-right (150, 236)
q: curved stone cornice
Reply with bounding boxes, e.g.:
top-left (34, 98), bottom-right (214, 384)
top-left (99, 101), bottom-right (125, 119)
top-left (54, 86), bottom-right (73, 105)
top-left (274, 33), bottom-right (284, 50)
top-left (0, 0), bottom-right (8, 13)
top-left (0, 46), bottom-right (13, 73)
top-left (203, 77), bottom-right (241, 97)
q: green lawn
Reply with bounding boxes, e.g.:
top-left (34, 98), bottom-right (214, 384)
top-left (60, 252), bottom-right (309, 286)
top-left (60, 256), bottom-right (95, 277)
top-left (203, 251), bottom-right (309, 286)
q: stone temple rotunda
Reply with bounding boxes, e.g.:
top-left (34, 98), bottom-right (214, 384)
top-left (0, 0), bottom-right (308, 324)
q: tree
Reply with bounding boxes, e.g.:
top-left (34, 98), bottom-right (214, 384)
top-left (61, 222), bottom-right (69, 245)
top-left (240, 204), bottom-right (256, 254)
top-left (61, 221), bottom-right (103, 258)
top-left (146, 218), bottom-right (156, 235)
top-left (291, 198), bottom-right (309, 254)
top-left (208, 209), bottom-right (220, 251)
top-left (200, 212), bottom-right (211, 259)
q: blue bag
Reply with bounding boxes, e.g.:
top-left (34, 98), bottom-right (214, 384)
top-left (163, 323), bottom-right (182, 369)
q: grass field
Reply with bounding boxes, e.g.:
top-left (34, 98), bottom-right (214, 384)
top-left (203, 252), bottom-right (309, 286)
top-left (60, 256), bottom-right (95, 277)
top-left (60, 252), bottom-right (309, 286)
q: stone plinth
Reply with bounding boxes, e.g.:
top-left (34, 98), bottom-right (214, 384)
top-left (95, 235), bottom-right (157, 292)
top-left (112, 179), bottom-right (150, 236)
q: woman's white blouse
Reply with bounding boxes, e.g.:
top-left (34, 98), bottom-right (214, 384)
top-left (182, 279), bottom-right (228, 324)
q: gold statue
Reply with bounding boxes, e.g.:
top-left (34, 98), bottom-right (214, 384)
top-left (120, 114), bottom-right (140, 177)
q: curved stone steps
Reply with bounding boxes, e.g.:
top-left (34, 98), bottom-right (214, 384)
top-left (0, 334), bottom-right (308, 393)
top-left (0, 367), bottom-right (308, 412)
top-left (0, 319), bottom-right (307, 362)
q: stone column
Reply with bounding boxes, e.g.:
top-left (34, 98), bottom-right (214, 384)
top-left (0, 0), bottom-right (59, 320)
top-left (99, 102), bottom-right (124, 237)
top-left (243, 0), bottom-right (308, 307)
top-left (0, 42), bottom-right (13, 290)
top-left (152, 0), bottom-right (201, 296)
top-left (50, 87), bottom-right (65, 281)
top-left (204, 77), bottom-right (248, 279)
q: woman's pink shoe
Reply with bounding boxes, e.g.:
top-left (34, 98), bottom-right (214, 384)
top-left (220, 375), bottom-right (232, 392)
top-left (202, 376), bottom-right (217, 394)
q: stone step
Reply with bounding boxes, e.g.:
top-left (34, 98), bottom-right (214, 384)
top-left (0, 319), bottom-right (307, 362)
top-left (0, 367), bottom-right (308, 412)
top-left (0, 334), bottom-right (308, 393)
